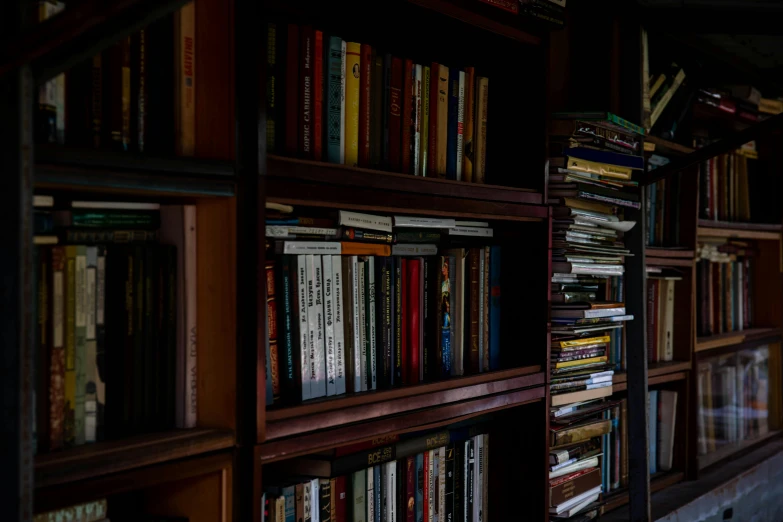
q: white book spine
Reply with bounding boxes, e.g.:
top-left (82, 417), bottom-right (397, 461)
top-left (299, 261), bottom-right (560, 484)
top-left (427, 449), bottom-right (435, 522)
top-left (312, 256), bottom-right (327, 398)
top-left (311, 479), bottom-right (320, 522)
top-left (474, 435), bottom-right (484, 522)
top-left (414, 64), bottom-right (422, 176)
top-left (299, 255), bottom-right (312, 400)
top-left (266, 226), bottom-right (338, 237)
top-left (393, 216), bottom-right (456, 228)
top-left (284, 241), bottom-right (341, 255)
top-left (358, 260), bottom-right (368, 392)
top-left (332, 256), bottom-right (346, 394)
top-left (368, 257), bottom-right (377, 391)
top-left (351, 256), bottom-right (363, 392)
top-left (483, 433), bottom-right (489, 521)
top-left (386, 461), bottom-right (396, 522)
top-left (438, 447), bottom-right (446, 522)
top-left (184, 206), bottom-right (198, 427)
top-left (340, 40), bottom-right (346, 164)
top-left (323, 255), bottom-right (337, 396)
top-left (448, 226), bottom-right (493, 237)
top-left (339, 210), bottom-right (393, 233)
top-left (478, 252), bottom-right (485, 373)
top-left (367, 464), bottom-right (375, 522)
top-left (456, 70), bottom-right (465, 181)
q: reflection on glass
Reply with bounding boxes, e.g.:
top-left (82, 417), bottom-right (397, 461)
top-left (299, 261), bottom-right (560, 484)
top-left (697, 345), bottom-right (769, 456)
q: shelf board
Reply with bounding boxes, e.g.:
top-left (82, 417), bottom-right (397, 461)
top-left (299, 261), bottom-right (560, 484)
top-left (697, 430), bottom-right (782, 471)
top-left (602, 471), bottom-right (685, 513)
top-left (266, 366), bottom-right (543, 439)
top-left (695, 327), bottom-right (783, 353)
top-left (646, 255), bottom-right (694, 268)
top-left (645, 136), bottom-right (695, 156)
top-left (697, 219), bottom-right (782, 240)
top-left (259, 381), bottom-right (545, 463)
top-left (35, 428), bottom-right (235, 488)
top-left (611, 361), bottom-right (690, 392)
top-left (35, 145), bottom-right (236, 197)
top-left (645, 247), bottom-right (695, 259)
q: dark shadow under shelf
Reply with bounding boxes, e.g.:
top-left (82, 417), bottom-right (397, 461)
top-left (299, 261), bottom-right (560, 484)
top-left (611, 361), bottom-right (690, 392)
top-left (695, 327), bottom-right (783, 354)
top-left (602, 471), bottom-right (686, 515)
top-left (697, 430), bottom-right (783, 472)
top-left (35, 428), bottom-right (236, 488)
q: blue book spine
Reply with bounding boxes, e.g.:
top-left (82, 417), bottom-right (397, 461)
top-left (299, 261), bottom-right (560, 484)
top-left (283, 486), bottom-right (296, 522)
top-left (375, 465), bottom-right (382, 522)
top-left (446, 68), bottom-right (459, 180)
top-left (326, 37), bottom-right (344, 164)
top-left (565, 146), bottom-right (645, 170)
top-left (442, 255), bottom-right (455, 376)
top-left (415, 453), bottom-right (424, 522)
top-left (489, 247), bottom-right (501, 371)
top-left (649, 390), bottom-right (658, 474)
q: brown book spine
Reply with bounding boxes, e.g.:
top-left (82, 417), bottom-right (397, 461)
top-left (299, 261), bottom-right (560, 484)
top-left (462, 67), bottom-right (475, 182)
top-left (428, 62), bottom-right (439, 177)
top-left (299, 26), bottom-right (313, 158)
top-left (435, 65), bottom-right (449, 178)
top-left (358, 44), bottom-right (373, 168)
top-left (552, 419), bottom-right (611, 446)
top-left (285, 24), bottom-right (300, 155)
top-left (121, 36), bottom-right (132, 150)
top-left (135, 29), bottom-right (147, 153)
top-left (313, 30), bottom-right (324, 161)
top-left (370, 53), bottom-right (383, 168)
top-left (549, 468), bottom-right (601, 507)
top-left (388, 58), bottom-right (403, 172)
top-left (468, 248), bottom-right (481, 374)
top-left (406, 455), bottom-right (415, 522)
top-left (296, 483), bottom-right (305, 522)
top-left (474, 77), bottom-right (488, 184)
top-left (401, 59), bottom-right (413, 174)
top-left (266, 260), bottom-right (280, 399)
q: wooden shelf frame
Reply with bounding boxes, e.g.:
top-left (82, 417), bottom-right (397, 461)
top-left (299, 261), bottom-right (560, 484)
top-left (697, 430), bottom-right (783, 471)
top-left (602, 471), bottom-right (686, 513)
top-left (697, 220), bottom-right (782, 240)
top-left (695, 327), bottom-right (783, 354)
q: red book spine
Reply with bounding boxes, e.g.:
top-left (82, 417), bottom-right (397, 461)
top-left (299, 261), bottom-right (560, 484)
top-left (313, 30), bottom-right (324, 161)
top-left (358, 44), bottom-right (373, 168)
top-left (408, 259), bottom-right (420, 384)
top-left (401, 257), bottom-right (408, 385)
top-left (285, 24), bottom-right (299, 155)
top-left (299, 26), bottom-right (313, 158)
top-left (389, 58), bottom-right (403, 172)
top-left (334, 475), bottom-right (347, 522)
top-left (428, 62), bottom-right (439, 176)
top-left (401, 59), bottom-right (413, 174)
top-left (422, 450), bottom-right (429, 522)
top-left (406, 455), bottom-right (415, 522)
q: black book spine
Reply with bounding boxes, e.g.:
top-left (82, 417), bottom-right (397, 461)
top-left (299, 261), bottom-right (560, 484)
top-left (279, 255), bottom-right (301, 401)
top-left (452, 443), bottom-right (463, 522)
top-left (266, 22), bottom-right (280, 154)
top-left (397, 459), bottom-right (405, 522)
top-left (382, 54), bottom-right (392, 169)
top-left (320, 478), bottom-right (332, 522)
top-left (145, 14), bottom-right (175, 154)
top-left (394, 257), bottom-right (403, 385)
top-left (145, 246), bottom-right (160, 429)
top-left (131, 246), bottom-right (145, 431)
top-left (465, 440), bottom-right (474, 522)
top-left (444, 444), bottom-right (455, 522)
top-left (377, 257), bottom-right (391, 389)
top-left (131, 29), bottom-right (147, 153)
top-left (386, 256), bottom-right (395, 389)
top-left (332, 445), bottom-right (397, 478)
top-left (161, 245), bottom-right (177, 429)
top-left (104, 246), bottom-right (132, 438)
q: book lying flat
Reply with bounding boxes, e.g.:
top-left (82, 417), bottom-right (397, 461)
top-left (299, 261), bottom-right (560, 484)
top-left (550, 384), bottom-right (613, 407)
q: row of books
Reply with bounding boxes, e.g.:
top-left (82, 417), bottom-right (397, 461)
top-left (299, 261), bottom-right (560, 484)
top-left (33, 198), bottom-right (197, 453)
top-left (266, 23), bottom-right (489, 182)
top-left (697, 347), bottom-right (770, 456)
top-left (647, 272), bottom-right (681, 364)
top-left (646, 174), bottom-right (682, 247)
top-left (263, 429), bottom-right (489, 522)
top-left (648, 390), bottom-right (678, 475)
top-left (699, 151), bottom-right (755, 223)
top-left (33, 498), bottom-right (187, 522)
top-left (36, 4), bottom-right (194, 155)
top-left (696, 241), bottom-right (755, 337)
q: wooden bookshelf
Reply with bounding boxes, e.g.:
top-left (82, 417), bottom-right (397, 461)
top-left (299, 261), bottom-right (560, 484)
top-left (697, 430), bottom-right (783, 471)
top-left (612, 362), bottom-right (690, 392)
top-left (602, 471), bottom-right (686, 513)
top-left (645, 136), bottom-right (695, 156)
top-left (695, 327), bottom-right (783, 353)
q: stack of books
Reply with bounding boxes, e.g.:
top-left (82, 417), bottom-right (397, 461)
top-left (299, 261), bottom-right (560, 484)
top-left (262, 427), bottom-right (489, 522)
top-left (266, 23), bottom-right (490, 182)
top-left (33, 197), bottom-right (198, 454)
top-left (264, 206), bottom-right (501, 404)
top-left (696, 240), bottom-right (755, 337)
top-left (547, 112), bottom-right (643, 518)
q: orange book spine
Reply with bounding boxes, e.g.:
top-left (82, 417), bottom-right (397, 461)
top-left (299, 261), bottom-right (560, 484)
top-left (340, 242), bottom-right (391, 256)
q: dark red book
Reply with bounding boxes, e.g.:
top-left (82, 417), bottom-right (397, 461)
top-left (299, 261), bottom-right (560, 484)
top-left (406, 455), bottom-right (416, 522)
top-left (407, 258), bottom-right (421, 384)
top-left (313, 30), bottom-right (324, 161)
top-left (428, 61), bottom-right (439, 176)
top-left (285, 24), bottom-right (299, 155)
top-left (401, 257), bottom-right (408, 385)
top-left (401, 59), bottom-right (413, 174)
top-left (359, 44), bottom-right (373, 168)
top-left (334, 475), bottom-right (347, 522)
top-left (389, 58), bottom-right (403, 172)
top-left (468, 248), bottom-right (481, 374)
top-left (299, 25), bottom-right (314, 158)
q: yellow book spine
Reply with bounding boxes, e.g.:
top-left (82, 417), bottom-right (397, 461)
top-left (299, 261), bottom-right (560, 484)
top-left (555, 335), bottom-right (611, 348)
top-left (553, 356), bottom-right (608, 369)
top-left (566, 157), bottom-right (632, 180)
top-left (64, 246), bottom-right (77, 446)
top-left (436, 64), bottom-right (449, 177)
top-left (562, 197), bottom-right (614, 215)
top-left (344, 42), bottom-right (361, 167)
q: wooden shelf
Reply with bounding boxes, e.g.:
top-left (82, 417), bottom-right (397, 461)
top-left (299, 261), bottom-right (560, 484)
top-left (611, 361), bottom-right (690, 392)
top-left (645, 136), bottom-right (695, 156)
top-left (35, 429), bottom-right (236, 488)
top-left (697, 219), bottom-right (782, 240)
top-left (697, 430), bottom-right (782, 471)
top-left (695, 327), bottom-right (783, 353)
top-left (259, 380), bottom-right (545, 463)
top-left (646, 247), bottom-right (695, 259)
top-left (602, 471), bottom-right (685, 513)
top-left (35, 145), bottom-right (236, 197)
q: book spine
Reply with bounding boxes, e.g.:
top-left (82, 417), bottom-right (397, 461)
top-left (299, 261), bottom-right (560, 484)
top-left (313, 30), bottom-right (324, 161)
top-left (481, 248), bottom-right (490, 372)
top-left (389, 58), bottom-right (403, 172)
top-left (266, 23), bottom-right (279, 154)
top-left (367, 465), bottom-right (375, 522)
top-left (401, 258), bottom-right (409, 385)
top-left (313, 255), bottom-right (327, 398)
top-left (173, 5), bottom-right (195, 155)
top-left (377, 258), bottom-right (391, 389)
top-left (323, 255), bottom-right (337, 396)
top-left (327, 37), bottom-right (344, 164)
top-left (421, 452), bottom-right (429, 522)
top-left (353, 470), bottom-right (367, 522)
top-left (368, 257), bottom-right (377, 391)
top-left (428, 449), bottom-right (435, 522)
top-left (64, 247), bottom-right (76, 446)
top-left (438, 447), bottom-right (446, 522)
top-left (134, 29), bottom-right (147, 152)
top-left (421, 66), bottom-right (430, 177)
top-left (371, 53), bottom-right (383, 168)
top-left (465, 440), bottom-right (473, 522)
top-left (121, 37), bottom-right (132, 150)
top-left (266, 261), bottom-right (281, 400)
top-left (351, 256), bottom-right (363, 392)
top-left (285, 24), bottom-right (299, 155)
top-left (436, 65), bottom-right (449, 178)
top-left (428, 62), bottom-right (439, 177)
top-left (340, 41), bottom-right (346, 164)
top-left (473, 436), bottom-right (483, 522)
top-left (342, 257), bottom-right (355, 393)
top-left (320, 479), bottom-right (332, 522)
top-left (473, 78), bottom-right (488, 184)
top-left (444, 445), bottom-right (455, 522)
top-left (279, 256), bottom-right (299, 399)
top-left (358, 259), bottom-right (368, 392)
top-left (456, 71), bottom-right (465, 181)
top-left (446, 69), bottom-right (459, 180)
top-left (298, 255), bottom-right (312, 400)
top-left (91, 54), bottom-right (102, 148)
top-left (406, 455), bottom-right (416, 522)
top-left (84, 247), bottom-right (97, 443)
top-left (401, 59), bottom-right (414, 174)
top-left (344, 42), bottom-right (361, 167)
top-left (462, 67), bottom-right (475, 183)
top-left (382, 54), bottom-right (392, 169)
top-left (184, 207), bottom-right (197, 427)
top-left (332, 256), bottom-right (346, 395)
top-left (359, 44), bottom-right (373, 168)
top-left (395, 257), bottom-right (404, 384)
top-left (413, 64), bottom-right (423, 176)
top-left (386, 461), bottom-right (396, 522)
top-left (300, 26), bottom-right (313, 158)
top-left (407, 259), bottom-right (421, 384)
top-left (423, 258), bottom-right (435, 380)
top-left (468, 249), bottom-right (480, 374)
top-left (442, 257), bottom-right (453, 377)
top-left (35, 247), bottom-right (50, 452)
top-left (452, 443), bottom-right (463, 522)
top-left (488, 247), bottom-right (500, 371)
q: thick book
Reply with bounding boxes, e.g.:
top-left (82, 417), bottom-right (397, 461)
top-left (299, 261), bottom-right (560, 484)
top-left (389, 58), bottom-right (403, 172)
top-left (435, 65), bottom-right (449, 178)
top-left (401, 59), bottom-right (414, 174)
top-left (550, 386), bottom-right (613, 407)
top-left (473, 77), bottom-right (488, 184)
top-left (549, 468), bottom-right (601, 508)
top-left (462, 67), bottom-right (475, 182)
top-left (326, 37), bottom-right (344, 164)
top-left (313, 30), bottom-right (324, 161)
top-left (358, 44), bottom-right (373, 168)
top-left (299, 26), bottom-right (314, 158)
top-left (407, 258), bottom-right (421, 384)
top-left (344, 42), bottom-right (361, 167)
